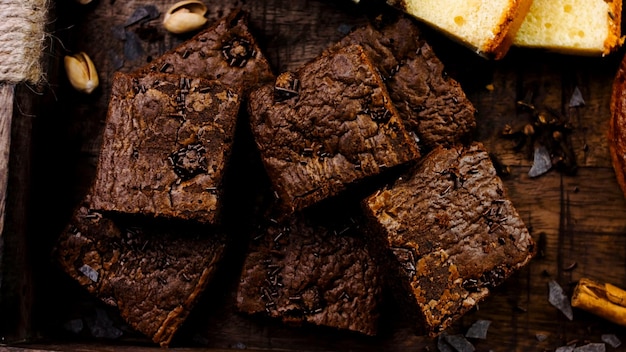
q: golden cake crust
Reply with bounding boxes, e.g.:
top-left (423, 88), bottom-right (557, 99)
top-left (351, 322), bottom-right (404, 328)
top-left (387, 0), bottom-right (534, 59)
top-left (483, 0), bottom-right (534, 59)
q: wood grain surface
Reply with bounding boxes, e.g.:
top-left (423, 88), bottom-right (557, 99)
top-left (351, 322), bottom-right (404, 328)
top-left (4, 0), bottom-right (626, 351)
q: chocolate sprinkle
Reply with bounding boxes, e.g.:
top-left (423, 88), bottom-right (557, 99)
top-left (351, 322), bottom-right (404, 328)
top-left (170, 144), bottom-right (208, 180)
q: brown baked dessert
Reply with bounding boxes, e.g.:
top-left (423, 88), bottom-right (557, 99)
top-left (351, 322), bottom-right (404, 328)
top-left (54, 197), bottom-right (226, 347)
top-left (236, 212), bottom-right (383, 335)
top-left (91, 72), bottom-right (241, 224)
top-left (329, 16), bottom-right (476, 149)
top-left (138, 9), bottom-right (274, 93)
top-left (610, 54), bottom-right (626, 198)
top-left (363, 142), bottom-right (535, 336)
top-left (248, 44), bottom-right (421, 213)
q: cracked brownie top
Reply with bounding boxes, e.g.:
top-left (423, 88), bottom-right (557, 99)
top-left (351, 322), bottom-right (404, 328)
top-left (91, 71), bottom-right (242, 224)
top-left (248, 44), bottom-right (421, 214)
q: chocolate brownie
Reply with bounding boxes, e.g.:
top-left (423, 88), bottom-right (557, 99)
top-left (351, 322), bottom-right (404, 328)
top-left (236, 213), bottom-right (383, 335)
top-left (54, 196), bottom-right (226, 346)
top-left (91, 71), bottom-right (241, 224)
top-left (248, 44), bottom-right (421, 213)
top-left (329, 16), bottom-right (476, 149)
top-left (363, 142), bottom-right (535, 336)
top-left (138, 9), bottom-right (274, 94)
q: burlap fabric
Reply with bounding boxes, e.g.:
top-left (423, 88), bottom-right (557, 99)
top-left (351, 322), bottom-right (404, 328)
top-left (0, 0), bottom-right (47, 84)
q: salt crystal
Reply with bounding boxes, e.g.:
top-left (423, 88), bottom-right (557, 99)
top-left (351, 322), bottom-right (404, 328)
top-left (548, 280), bottom-right (573, 320)
top-left (569, 87), bottom-right (585, 107)
top-left (438, 334), bottom-right (455, 352)
top-left (125, 5), bottom-right (160, 27)
top-left (466, 320), bottom-right (491, 339)
top-left (601, 334), bottom-right (621, 348)
top-left (78, 264), bottom-right (99, 283)
top-left (529, 146), bottom-right (552, 178)
top-left (444, 334), bottom-right (476, 352)
top-left (573, 343), bottom-right (605, 352)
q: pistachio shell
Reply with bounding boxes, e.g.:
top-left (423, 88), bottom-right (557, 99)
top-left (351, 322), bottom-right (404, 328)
top-left (163, 0), bottom-right (208, 34)
top-left (64, 52), bottom-right (99, 94)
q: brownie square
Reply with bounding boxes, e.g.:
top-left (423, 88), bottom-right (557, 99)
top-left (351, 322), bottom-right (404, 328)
top-left (329, 16), bottom-right (476, 149)
top-left (236, 212), bottom-right (383, 335)
top-left (91, 71), bottom-right (241, 224)
top-left (54, 196), bottom-right (227, 346)
top-left (248, 44), bottom-right (421, 213)
top-left (138, 9), bottom-right (274, 94)
top-left (363, 142), bottom-right (535, 335)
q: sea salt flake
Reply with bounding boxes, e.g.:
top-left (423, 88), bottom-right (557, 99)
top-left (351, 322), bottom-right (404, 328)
top-left (444, 333), bottom-right (476, 352)
top-left (529, 146), bottom-right (552, 178)
top-left (438, 334), bottom-right (455, 352)
top-left (556, 346), bottom-right (576, 352)
top-left (548, 280), bottom-right (573, 320)
top-left (124, 30), bottom-right (145, 61)
top-left (465, 320), bottom-right (491, 339)
top-left (573, 343), bottom-right (606, 352)
top-left (125, 5), bottom-right (160, 27)
top-left (79, 264), bottom-right (99, 282)
top-left (601, 334), bottom-right (621, 348)
top-left (569, 87), bottom-right (586, 107)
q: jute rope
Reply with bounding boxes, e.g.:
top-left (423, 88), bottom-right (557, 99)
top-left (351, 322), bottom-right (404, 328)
top-left (0, 0), bottom-right (47, 236)
top-left (0, 0), bottom-right (48, 84)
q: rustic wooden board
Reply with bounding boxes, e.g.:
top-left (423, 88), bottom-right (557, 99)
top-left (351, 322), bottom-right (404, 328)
top-left (5, 0), bottom-right (626, 351)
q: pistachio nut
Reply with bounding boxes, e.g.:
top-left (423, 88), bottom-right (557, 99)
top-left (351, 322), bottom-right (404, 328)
top-left (64, 52), bottom-right (99, 94)
top-left (163, 0), bottom-right (208, 34)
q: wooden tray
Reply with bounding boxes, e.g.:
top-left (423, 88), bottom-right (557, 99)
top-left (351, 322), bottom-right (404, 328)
top-left (3, 0), bottom-right (626, 350)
